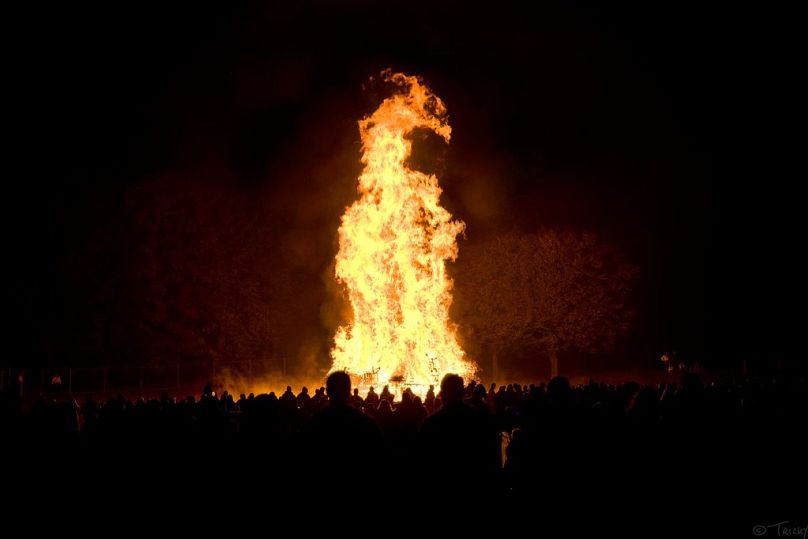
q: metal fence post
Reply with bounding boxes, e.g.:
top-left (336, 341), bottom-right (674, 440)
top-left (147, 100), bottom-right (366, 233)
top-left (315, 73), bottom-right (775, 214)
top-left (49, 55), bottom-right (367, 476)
top-left (248, 359), bottom-right (253, 389)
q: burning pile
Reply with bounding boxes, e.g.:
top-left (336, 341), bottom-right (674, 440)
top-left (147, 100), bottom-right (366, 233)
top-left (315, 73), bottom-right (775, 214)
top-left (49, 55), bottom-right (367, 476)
top-left (331, 71), bottom-right (476, 394)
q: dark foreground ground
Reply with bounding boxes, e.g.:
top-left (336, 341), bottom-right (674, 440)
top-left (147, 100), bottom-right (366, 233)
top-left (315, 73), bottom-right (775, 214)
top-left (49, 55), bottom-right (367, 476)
top-left (2, 375), bottom-right (805, 533)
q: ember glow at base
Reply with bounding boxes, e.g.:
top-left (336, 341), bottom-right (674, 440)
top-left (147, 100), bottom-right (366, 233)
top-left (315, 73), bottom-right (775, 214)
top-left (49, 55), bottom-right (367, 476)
top-left (330, 71), bottom-right (476, 395)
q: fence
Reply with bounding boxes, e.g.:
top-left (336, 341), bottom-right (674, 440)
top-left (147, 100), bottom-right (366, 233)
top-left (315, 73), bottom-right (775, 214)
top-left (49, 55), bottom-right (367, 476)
top-left (0, 359), bottom-right (289, 399)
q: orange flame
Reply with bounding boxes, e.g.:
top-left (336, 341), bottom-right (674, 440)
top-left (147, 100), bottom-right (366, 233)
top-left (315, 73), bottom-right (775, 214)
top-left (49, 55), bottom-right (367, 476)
top-left (331, 71), bottom-right (476, 394)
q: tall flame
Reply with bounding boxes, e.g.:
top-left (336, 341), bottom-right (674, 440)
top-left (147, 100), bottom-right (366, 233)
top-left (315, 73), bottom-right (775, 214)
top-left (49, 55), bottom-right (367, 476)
top-left (331, 71), bottom-right (476, 392)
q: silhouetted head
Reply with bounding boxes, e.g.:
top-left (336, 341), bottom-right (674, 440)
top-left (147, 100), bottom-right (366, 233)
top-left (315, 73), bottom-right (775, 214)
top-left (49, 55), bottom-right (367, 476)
top-left (628, 386), bottom-right (660, 416)
top-left (547, 376), bottom-right (572, 408)
top-left (353, 388), bottom-right (359, 396)
top-left (326, 371), bottom-right (352, 405)
top-left (440, 374), bottom-right (465, 406)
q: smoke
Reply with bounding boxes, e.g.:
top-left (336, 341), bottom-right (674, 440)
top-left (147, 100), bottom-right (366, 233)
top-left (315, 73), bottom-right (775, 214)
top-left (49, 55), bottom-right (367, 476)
top-left (44, 68), bottom-right (601, 383)
top-left (109, 76), bottom-right (535, 380)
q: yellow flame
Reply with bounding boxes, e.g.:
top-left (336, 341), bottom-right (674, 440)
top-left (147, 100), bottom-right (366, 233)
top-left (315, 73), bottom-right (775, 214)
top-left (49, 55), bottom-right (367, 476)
top-left (331, 71), bottom-right (476, 395)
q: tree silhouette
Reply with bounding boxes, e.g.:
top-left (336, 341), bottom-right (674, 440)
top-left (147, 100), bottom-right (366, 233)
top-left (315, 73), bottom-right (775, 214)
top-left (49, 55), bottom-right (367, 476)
top-left (66, 175), bottom-right (301, 370)
top-left (452, 230), bottom-right (639, 378)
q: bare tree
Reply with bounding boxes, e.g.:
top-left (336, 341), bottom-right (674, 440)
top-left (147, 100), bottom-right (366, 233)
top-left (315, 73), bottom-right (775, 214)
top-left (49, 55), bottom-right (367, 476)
top-left (127, 176), bottom-right (302, 367)
top-left (65, 176), bottom-right (300, 370)
top-left (452, 230), bottom-right (639, 378)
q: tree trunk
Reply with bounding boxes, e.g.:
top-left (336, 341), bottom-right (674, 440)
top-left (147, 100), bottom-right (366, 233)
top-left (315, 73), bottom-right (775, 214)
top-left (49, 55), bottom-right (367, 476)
top-left (549, 349), bottom-right (559, 379)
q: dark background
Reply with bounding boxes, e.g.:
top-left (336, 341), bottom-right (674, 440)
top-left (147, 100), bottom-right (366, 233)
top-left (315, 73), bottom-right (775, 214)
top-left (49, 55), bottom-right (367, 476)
top-left (4, 1), bottom-right (783, 376)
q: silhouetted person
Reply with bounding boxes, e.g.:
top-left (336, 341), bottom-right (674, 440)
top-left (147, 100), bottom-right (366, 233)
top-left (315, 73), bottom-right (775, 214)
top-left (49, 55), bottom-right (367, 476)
top-left (280, 386), bottom-right (297, 409)
top-left (626, 385), bottom-right (661, 423)
top-left (470, 384), bottom-right (489, 415)
top-left (376, 398), bottom-right (395, 434)
top-left (365, 386), bottom-right (379, 406)
top-left (298, 372), bottom-right (383, 487)
top-left (425, 385), bottom-right (436, 411)
top-left (311, 387), bottom-right (327, 412)
top-left (350, 388), bottom-right (364, 408)
top-left (297, 387), bottom-right (311, 410)
top-left (547, 376), bottom-right (573, 413)
top-left (278, 385), bottom-right (298, 426)
top-left (417, 374), bottom-right (500, 491)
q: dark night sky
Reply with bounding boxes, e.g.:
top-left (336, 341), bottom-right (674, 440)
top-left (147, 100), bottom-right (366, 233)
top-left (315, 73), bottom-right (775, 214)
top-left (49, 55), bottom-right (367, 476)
top-left (5, 1), bottom-right (781, 373)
